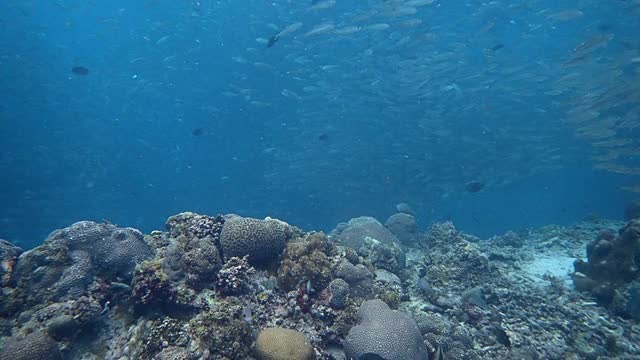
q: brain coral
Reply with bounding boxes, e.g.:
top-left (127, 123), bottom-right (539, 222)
top-left (344, 299), bottom-right (428, 360)
top-left (0, 331), bottom-right (62, 360)
top-left (47, 221), bottom-right (153, 280)
top-left (219, 217), bottom-right (300, 262)
top-left (255, 328), bottom-right (316, 360)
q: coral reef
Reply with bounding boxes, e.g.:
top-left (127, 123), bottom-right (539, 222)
top-left (2, 212), bottom-right (640, 359)
top-left (277, 232), bottom-right (335, 292)
top-left (162, 234), bottom-right (223, 289)
top-left (216, 256), bottom-right (256, 296)
top-left (318, 278), bottom-right (350, 309)
top-left (132, 260), bottom-right (179, 307)
top-left (255, 328), bottom-right (316, 360)
top-left (220, 216), bottom-right (302, 263)
top-left (344, 299), bottom-right (428, 360)
top-left (189, 298), bottom-right (254, 359)
top-left (166, 212), bottom-right (225, 240)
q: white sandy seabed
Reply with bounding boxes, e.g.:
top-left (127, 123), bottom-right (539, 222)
top-left (515, 254), bottom-right (580, 287)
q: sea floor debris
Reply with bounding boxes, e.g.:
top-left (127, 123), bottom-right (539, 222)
top-left (0, 212), bottom-right (639, 359)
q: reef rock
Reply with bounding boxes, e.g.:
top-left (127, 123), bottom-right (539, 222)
top-left (333, 217), bottom-right (406, 271)
top-left (335, 259), bottom-right (374, 297)
top-left (0, 239), bottom-right (22, 286)
top-left (385, 212), bottom-right (419, 245)
top-left (574, 219), bottom-right (640, 317)
top-left (344, 299), bottom-right (428, 360)
top-left (220, 216), bottom-right (301, 263)
top-left (334, 216), bottom-right (400, 250)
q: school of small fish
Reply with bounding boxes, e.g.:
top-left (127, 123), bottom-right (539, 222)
top-left (3, 0), bottom-right (639, 208)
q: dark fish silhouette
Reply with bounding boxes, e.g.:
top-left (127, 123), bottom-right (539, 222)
top-left (267, 34), bottom-right (279, 48)
top-left (191, 128), bottom-right (205, 136)
top-left (465, 181), bottom-right (485, 193)
top-left (491, 43), bottom-right (504, 51)
top-left (71, 66), bottom-right (90, 75)
top-left (317, 132), bottom-right (330, 141)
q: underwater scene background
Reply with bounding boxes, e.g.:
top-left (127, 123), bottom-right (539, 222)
top-left (1, 0), bottom-right (640, 359)
top-left (1, 0), bottom-right (638, 248)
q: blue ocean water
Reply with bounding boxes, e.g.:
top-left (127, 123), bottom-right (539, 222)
top-left (1, 0), bottom-right (638, 248)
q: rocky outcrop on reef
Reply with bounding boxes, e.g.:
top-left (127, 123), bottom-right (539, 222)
top-left (385, 212), bottom-right (419, 245)
top-left (625, 200), bottom-right (640, 221)
top-left (331, 216), bottom-right (406, 272)
top-left (573, 218), bottom-right (640, 319)
top-left (1, 211), bottom-right (640, 359)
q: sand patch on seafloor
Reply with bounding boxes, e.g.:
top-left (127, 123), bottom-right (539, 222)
top-left (513, 254), bottom-right (580, 286)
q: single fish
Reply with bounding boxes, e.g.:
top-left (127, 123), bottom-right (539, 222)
top-left (71, 66), bottom-right (90, 75)
top-left (267, 34), bottom-right (279, 47)
top-left (155, 35), bottom-right (170, 45)
top-left (277, 22), bottom-right (303, 37)
top-left (308, 0), bottom-right (336, 11)
top-left (465, 181), bottom-right (485, 193)
top-left (191, 128), bottom-right (205, 136)
top-left (546, 9), bottom-right (583, 21)
top-left (304, 23), bottom-right (334, 36)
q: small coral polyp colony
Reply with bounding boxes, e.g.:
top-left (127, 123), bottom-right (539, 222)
top-left (1, 208), bottom-right (640, 359)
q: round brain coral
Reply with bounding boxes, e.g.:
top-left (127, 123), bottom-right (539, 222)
top-left (255, 328), bottom-right (316, 360)
top-left (344, 299), bottom-right (428, 360)
top-left (219, 217), bottom-right (300, 263)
